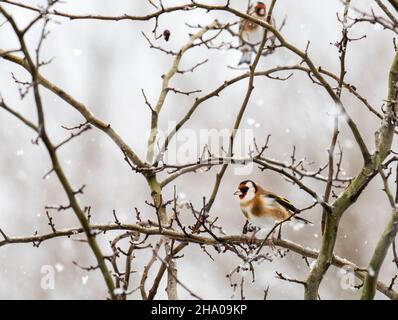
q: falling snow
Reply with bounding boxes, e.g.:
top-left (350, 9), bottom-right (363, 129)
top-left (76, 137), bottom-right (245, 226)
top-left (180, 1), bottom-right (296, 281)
top-left (55, 263), bottom-right (64, 272)
top-left (292, 222), bottom-right (305, 231)
top-left (113, 288), bottom-right (124, 295)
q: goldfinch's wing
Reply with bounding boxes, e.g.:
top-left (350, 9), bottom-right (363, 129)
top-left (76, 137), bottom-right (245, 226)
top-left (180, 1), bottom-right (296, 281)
top-left (264, 193), bottom-right (299, 213)
top-left (239, 5), bottom-right (255, 34)
top-left (239, 18), bottom-right (249, 39)
top-left (264, 193), bottom-right (313, 224)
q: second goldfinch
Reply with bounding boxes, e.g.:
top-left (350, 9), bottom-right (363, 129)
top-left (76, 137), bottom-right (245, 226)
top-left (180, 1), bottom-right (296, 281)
top-left (234, 180), bottom-right (312, 232)
top-left (238, 1), bottom-right (267, 65)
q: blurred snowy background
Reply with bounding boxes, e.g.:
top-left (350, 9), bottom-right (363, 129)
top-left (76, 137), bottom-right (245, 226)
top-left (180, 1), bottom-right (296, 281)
top-left (0, 0), bottom-right (396, 299)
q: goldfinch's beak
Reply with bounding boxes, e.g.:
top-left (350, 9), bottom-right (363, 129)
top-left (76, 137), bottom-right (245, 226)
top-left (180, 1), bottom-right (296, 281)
top-left (234, 190), bottom-right (240, 196)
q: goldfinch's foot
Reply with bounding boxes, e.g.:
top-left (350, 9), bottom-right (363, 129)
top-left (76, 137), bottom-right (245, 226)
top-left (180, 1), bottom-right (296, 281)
top-left (277, 226), bottom-right (282, 240)
top-left (265, 237), bottom-right (276, 251)
top-left (255, 237), bottom-right (276, 253)
top-left (242, 220), bottom-right (249, 234)
top-left (247, 229), bottom-right (259, 245)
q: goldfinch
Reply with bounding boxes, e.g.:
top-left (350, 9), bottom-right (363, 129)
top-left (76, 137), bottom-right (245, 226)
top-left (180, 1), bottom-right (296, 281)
top-left (234, 180), bottom-right (312, 233)
top-left (238, 1), bottom-right (267, 65)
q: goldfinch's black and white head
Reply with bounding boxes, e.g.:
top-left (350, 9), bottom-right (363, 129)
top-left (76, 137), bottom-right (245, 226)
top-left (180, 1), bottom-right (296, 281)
top-left (234, 180), bottom-right (258, 203)
top-left (254, 2), bottom-right (266, 17)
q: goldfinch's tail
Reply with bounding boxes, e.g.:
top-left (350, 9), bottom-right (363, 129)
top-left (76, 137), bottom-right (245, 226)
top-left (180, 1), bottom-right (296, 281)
top-left (294, 216), bottom-right (313, 225)
top-left (238, 48), bottom-right (252, 65)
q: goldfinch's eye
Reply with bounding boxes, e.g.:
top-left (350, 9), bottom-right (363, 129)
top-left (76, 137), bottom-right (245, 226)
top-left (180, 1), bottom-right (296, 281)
top-left (241, 187), bottom-right (249, 193)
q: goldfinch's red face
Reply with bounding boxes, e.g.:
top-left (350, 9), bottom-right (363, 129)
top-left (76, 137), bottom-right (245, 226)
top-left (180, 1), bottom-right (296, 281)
top-left (255, 2), bottom-right (266, 17)
top-left (234, 180), bottom-right (257, 201)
